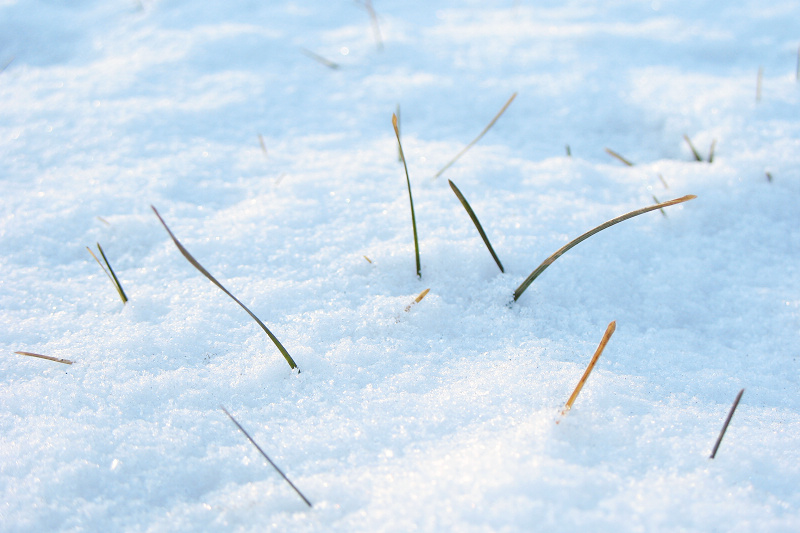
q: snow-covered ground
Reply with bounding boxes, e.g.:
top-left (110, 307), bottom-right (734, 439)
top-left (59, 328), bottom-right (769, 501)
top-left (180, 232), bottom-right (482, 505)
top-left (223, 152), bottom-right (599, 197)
top-left (2, 1), bottom-right (799, 531)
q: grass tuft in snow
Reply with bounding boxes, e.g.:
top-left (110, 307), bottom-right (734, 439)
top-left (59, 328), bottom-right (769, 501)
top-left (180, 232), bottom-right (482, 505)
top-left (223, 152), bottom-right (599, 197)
top-left (558, 321), bottom-right (616, 421)
top-left (433, 92), bottom-right (517, 179)
top-left (87, 243), bottom-right (128, 304)
top-left (448, 179), bottom-right (504, 273)
top-left (604, 147), bottom-right (634, 166)
top-left (513, 195), bottom-right (697, 302)
top-left (221, 407), bottom-right (312, 507)
top-left (14, 351), bottom-right (73, 365)
top-left (393, 113), bottom-right (421, 278)
top-left (151, 206), bottom-right (298, 370)
top-left (710, 389), bottom-right (745, 459)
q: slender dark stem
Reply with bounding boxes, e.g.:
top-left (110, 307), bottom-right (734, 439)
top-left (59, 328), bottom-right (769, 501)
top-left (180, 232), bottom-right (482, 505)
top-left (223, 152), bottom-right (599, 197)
top-left (683, 134), bottom-right (702, 162)
top-left (152, 206), bottom-right (298, 370)
top-left (97, 243), bottom-right (129, 303)
top-left (514, 195), bottom-right (696, 301)
top-left (710, 389), bottom-right (745, 459)
top-left (448, 179), bottom-right (504, 272)
top-left (221, 407), bottom-right (312, 507)
top-left (605, 148), bottom-right (634, 166)
top-left (393, 114), bottom-right (421, 278)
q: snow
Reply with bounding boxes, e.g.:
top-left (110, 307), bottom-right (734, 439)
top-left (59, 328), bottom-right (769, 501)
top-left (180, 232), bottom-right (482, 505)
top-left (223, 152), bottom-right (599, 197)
top-left (1, 0), bottom-right (799, 531)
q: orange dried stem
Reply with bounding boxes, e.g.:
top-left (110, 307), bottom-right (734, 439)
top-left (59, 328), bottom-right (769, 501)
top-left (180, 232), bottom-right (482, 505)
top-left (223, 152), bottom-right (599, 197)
top-left (561, 321), bottom-right (616, 416)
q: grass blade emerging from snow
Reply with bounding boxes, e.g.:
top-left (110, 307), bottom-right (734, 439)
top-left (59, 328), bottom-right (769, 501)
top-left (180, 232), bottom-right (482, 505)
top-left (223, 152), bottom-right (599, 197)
top-left (514, 195), bottom-right (696, 301)
top-left (683, 134), bottom-right (703, 162)
top-left (604, 148), bottom-right (634, 166)
top-left (151, 206), bottom-right (298, 370)
top-left (87, 243), bottom-right (128, 303)
top-left (404, 288), bottom-right (430, 312)
top-left (434, 92), bottom-right (517, 179)
top-left (393, 113), bottom-right (421, 278)
top-left (300, 47), bottom-right (340, 70)
top-left (221, 407), bottom-right (312, 507)
top-left (710, 389), bottom-right (745, 459)
top-left (558, 321), bottom-right (616, 420)
top-left (14, 351), bottom-right (73, 365)
top-left (448, 179), bottom-right (504, 272)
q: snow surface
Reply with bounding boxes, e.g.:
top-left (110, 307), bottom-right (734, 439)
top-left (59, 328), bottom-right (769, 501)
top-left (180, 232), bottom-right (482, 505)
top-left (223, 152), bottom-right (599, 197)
top-left (1, 0), bottom-right (799, 531)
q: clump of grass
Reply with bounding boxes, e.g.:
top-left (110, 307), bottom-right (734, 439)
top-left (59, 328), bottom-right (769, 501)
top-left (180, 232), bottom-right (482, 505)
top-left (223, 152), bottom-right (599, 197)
top-left (221, 406), bottom-right (312, 507)
top-left (14, 351), bottom-right (73, 365)
top-left (300, 47), bottom-right (340, 70)
top-left (448, 179), bottom-right (504, 273)
top-left (151, 206), bottom-right (298, 370)
top-left (404, 288), bottom-right (430, 312)
top-left (393, 113), bottom-right (421, 278)
top-left (604, 148), bottom-right (634, 166)
top-left (87, 243), bottom-right (128, 304)
top-left (433, 92), bottom-right (517, 179)
top-left (514, 195), bottom-right (697, 301)
top-left (558, 321), bottom-right (616, 421)
top-left (710, 389), bottom-right (744, 459)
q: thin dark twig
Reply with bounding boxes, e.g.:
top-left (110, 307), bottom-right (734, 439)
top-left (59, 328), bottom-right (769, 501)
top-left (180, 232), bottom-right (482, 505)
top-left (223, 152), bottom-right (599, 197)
top-left (151, 206), bottom-right (298, 370)
top-left (221, 407), bottom-right (312, 507)
top-left (710, 389), bottom-right (745, 459)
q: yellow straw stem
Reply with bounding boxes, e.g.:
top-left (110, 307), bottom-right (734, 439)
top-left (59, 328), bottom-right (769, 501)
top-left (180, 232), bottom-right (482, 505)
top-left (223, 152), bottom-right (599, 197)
top-left (561, 321), bottom-right (616, 417)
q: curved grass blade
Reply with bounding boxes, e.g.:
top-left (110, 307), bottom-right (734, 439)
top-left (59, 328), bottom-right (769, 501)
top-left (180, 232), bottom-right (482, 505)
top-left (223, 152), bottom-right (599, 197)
top-left (514, 195), bottom-right (696, 301)
top-left (393, 113), bottom-right (421, 278)
top-left (87, 244), bottom-right (128, 303)
top-left (151, 206), bottom-right (297, 370)
top-left (434, 92), bottom-right (517, 179)
top-left (448, 179), bottom-right (504, 273)
top-left (221, 407), bottom-right (312, 507)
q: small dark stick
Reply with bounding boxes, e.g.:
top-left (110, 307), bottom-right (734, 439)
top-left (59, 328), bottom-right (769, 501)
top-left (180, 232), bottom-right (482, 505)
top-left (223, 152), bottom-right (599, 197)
top-left (221, 407), bottom-right (312, 507)
top-left (710, 389), bottom-right (744, 459)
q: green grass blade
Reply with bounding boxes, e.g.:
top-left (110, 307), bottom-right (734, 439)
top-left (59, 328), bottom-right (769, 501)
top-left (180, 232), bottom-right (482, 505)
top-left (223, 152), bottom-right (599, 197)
top-left (151, 206), bottom-right (298, 370)
top-left (514, 195), bottom-right (696, 302)
top-left (683, 134), bottom-right (702, 162)
top-left (96, 243), bottom-right (129, 303)
top-left (448, 179), bottom-right (504, 273)
top-left (604, 148), bottom-right (634, 166)
top-left (221, 406), bottom-right (312, 507)
top-left (434, 92), bottom-right (517, 179)
top-left (393, 113), bottom-right (421, 278)
top-left (707, 139), bottom-right (716, 163)
top-left (87, 245), bottom-right (128, 304)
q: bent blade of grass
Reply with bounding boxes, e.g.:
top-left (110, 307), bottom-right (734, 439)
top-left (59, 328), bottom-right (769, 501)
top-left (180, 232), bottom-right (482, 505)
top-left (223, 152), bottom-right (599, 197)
top-left (709, 388), bottom-right (744, 459)
top-left (558, 321), bottom-right (616, 421)
top-left (448, 179), bottom-right (504, 272)
top-left (151, 206), bottom-right (298, 370)
top-left (393, 113), bottom-right (421, 278)
top-left (15, 351), bottom-right (73, 365)
top-left (434, 92), bottom-right (517, 179)
top-left (87, 244), bottom-right (128, 303)
top-left (514, 195), bottom-right (696, 301)
top-left (221, 406), bottom-right (312, 507)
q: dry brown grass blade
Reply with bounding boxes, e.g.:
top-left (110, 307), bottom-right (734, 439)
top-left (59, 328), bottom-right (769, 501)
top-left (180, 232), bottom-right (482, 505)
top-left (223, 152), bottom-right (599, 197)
top-left (604, 148), bottom-right (634, 166)
top-left (404, 288), bottom-right (430, 312)
top-left (558, 321), bottom-right (616, 420)
top-left (434, 92), bottom-right (517, 179)
top-left (15, 351), bottom-right (73, 365)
